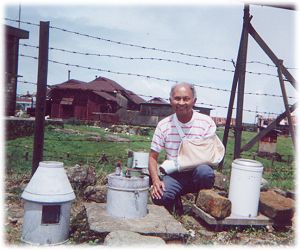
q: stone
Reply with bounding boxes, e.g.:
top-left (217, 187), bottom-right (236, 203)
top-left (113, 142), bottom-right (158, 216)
top-left (105, 134), bottom-right (130, 142)
top-left (260, 178), bottom-right (269, 191)
top-left (196, 189), bottom-right (231, 219)
top-left (67, 164), bottom-right (97, 189)
top-left (103, 230), bottom-right (166, 246)
top-left (198, 228), bottom-right (216, 238)
top-left (84, 185), bottom-right (107, 203)
top-left (259, 190), bottom-right (294, 223)
top-left (213, 171), bottom-right (229, 190)
top-left (273, 188), bottom-right (287, 197)
top-left (84, 203), bottom-right (189, 243)
top-left (286, 190), bottom-right (295, 200)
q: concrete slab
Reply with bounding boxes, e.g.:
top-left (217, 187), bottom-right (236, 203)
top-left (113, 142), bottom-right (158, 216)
top-left (192, 204), bottom-right (272, 229)
top-left (84, 203), bottom-right (189, 243)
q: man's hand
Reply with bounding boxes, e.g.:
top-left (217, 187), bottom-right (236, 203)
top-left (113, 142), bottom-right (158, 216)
top-left (149, 150), bottom-right (165, 199)
top-left (151, 179), bottom-right (165, 199)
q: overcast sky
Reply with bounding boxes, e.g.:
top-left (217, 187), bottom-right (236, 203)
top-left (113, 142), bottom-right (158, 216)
top-left (3, 0), bottom-right (298, 123)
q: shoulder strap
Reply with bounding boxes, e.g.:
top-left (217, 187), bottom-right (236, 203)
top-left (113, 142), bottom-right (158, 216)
top-left (173, 114), bottom-right (186, 139)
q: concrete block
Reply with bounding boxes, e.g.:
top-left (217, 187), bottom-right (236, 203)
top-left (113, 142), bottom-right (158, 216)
top-left (104, 230), bottom-right (166, 246)
top-left (84, 203), bottom-right (189, 243)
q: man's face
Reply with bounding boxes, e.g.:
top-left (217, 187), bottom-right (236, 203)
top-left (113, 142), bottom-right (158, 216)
top-left (170, 85), bottom-right (196, 116)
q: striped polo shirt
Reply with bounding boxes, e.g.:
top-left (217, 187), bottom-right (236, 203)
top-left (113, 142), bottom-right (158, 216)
top-left (151, 111), bottom-right (216, 161)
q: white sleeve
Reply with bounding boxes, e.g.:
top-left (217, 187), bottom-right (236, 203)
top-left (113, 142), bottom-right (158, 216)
top-left (150, 125), bottom-right (164, 153)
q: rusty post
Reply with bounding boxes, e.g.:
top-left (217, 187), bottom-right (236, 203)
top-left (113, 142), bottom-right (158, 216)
top-left (277, 60), bottom-right (295, 146)
top-left (220, 4), bottom-right (250, 170)
top-left (234, 4), bottom-right (250, 159)
top-left (32, 21), bottom-right (49, 176)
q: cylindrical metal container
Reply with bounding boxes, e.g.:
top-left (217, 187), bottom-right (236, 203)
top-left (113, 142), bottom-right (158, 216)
top-left (21, 161), bottom-right (75, 245)
top-left (132, 152), bottom-right (149, 169)
top-left (21, 201), bottom-right (72, 245)
top-left (106, 173), bottom-right (149, 219)
top-left (228, 158), bottom-right (263, 218)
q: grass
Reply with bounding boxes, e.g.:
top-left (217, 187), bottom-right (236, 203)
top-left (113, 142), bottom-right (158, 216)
top-left (5, 123), bottom-right (295, 190)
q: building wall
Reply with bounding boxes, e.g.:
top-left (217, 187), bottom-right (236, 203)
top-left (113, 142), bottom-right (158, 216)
top-left (50, 89), bottom-right (119, 121)
top-left (140, 104), bottom-right (172, 117)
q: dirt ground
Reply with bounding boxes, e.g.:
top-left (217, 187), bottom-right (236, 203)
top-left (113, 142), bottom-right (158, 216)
top-left (4, 174), bottom-right (295, 246)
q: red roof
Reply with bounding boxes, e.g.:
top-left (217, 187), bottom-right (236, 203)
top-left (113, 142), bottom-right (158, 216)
top-left (92, 91), bottom-right (117, 101)
top-left (50, 79), bottom-right (87, 90)
top-left (85, 77), bottom-right (124, 92)
top-left (146, 97), bottom-right (169, 104)
top-left (16, 97), bottom-right (32, 103)
top-left (49, 77), bottom-right (145, 105)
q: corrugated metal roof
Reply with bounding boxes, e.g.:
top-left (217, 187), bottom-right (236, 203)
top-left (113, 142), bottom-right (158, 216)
top-left (50, 79), bottom-right (87, 90)
top-left (85, 77), bottom-right (124, 92)
top-left (92, 91), bottom-right (117, 102)
top-left (49, 76), bottom-right (145, 105)
top-left (146, 97), bottom-right (169, 104)
top-left (122, 90), bottom-right (145, 105)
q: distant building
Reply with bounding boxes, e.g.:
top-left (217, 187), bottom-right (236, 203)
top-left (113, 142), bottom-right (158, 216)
top-left (211, 116), bottom-right (236, 127)
top-left (140, 97), bottom-right (212, 118)
top-left (48, 77), bottom-right (145, 121)
top-left (16, 96), bottom-right (33, 111)
top-left (257, 113), bottom-right (296, 135)
top-left (140, 97), bottom-right (172, 117)
top-left (5, 25), bottom-right (29, 116)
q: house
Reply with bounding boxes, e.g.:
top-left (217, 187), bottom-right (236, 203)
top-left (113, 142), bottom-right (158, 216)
top-left (16, 96), bottom-right (34, 111)
top-left (256, 114), bottom-right (295, 135)
top-left (48, 77), bottom-right (145, 121)
top-left (140, 97), bottom-right (172, 117)
top-left (140, 97), bottom-right (212, 118)
top-left (212, 116), bottom-right (236, 127)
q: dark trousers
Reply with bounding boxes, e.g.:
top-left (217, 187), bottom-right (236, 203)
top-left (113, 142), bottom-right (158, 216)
top-left (152, 164), bottom-right (215, 211)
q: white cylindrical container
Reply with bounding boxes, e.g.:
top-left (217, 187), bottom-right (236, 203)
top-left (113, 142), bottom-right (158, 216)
top-left (132, 152), bottom-right (149, 169)
top-left (106, 173), bottom-right (149, 219)
top-left (21, 161), bottom-right (75, 245)
top-left (228, 158), bottom-right (263, 218)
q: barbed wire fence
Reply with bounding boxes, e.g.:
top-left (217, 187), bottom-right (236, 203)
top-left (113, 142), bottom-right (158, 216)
top-left (5, 17), bottom-right (296, 169)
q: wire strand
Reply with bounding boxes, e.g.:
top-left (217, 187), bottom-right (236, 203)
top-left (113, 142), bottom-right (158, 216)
top-left (19, 43), bottom-right (291, 78)
top-left (6, 18), bottom-right (296, 70)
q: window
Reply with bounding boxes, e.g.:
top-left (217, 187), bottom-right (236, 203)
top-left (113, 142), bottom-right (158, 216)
top-left (41, 205), bottom-right (61, 224)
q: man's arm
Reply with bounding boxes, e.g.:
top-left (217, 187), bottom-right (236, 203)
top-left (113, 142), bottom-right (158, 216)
top-left (148, 150), bottom-right (165, 199)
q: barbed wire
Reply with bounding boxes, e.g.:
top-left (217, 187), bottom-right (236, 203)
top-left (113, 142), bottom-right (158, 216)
top-left (17, 78), bottom-right (281, 116)
top-left (20, 43), bottom-right (289, 78)
top-left (18, 79), bottom-right (296, 100)
top-left (138, 94), bottom-right (282, 115)
top-left (19, 53), bottom-right (297, 101)
top-left (6, 18), bottom-right (296, 70)
top-left (247, 60), bottom-right (296, 70)
top-left (18, 78), bottom-right (291, 116)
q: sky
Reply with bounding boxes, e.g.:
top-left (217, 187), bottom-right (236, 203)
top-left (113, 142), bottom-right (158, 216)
top-left (2, 0), bottom-right (298, 123)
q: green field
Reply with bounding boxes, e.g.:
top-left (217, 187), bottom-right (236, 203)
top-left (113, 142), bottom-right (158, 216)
top-left (5, 124), bottom-right (295, 191)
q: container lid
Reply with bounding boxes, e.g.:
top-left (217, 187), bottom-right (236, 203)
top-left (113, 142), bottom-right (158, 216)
top-left (21, 161), bottom-right (75, 203)
top-left (233, 158), bottom-right (263, 168)
top-left (107, 173), bottom-right (149, 189)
